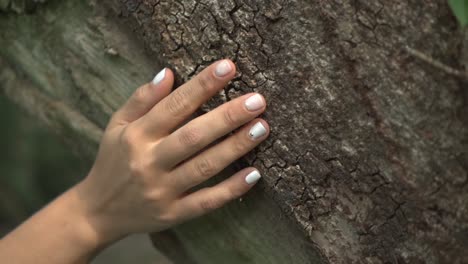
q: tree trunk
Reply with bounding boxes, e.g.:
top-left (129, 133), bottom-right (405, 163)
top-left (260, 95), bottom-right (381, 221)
top-left (1, 0), bottom-right (468, 263)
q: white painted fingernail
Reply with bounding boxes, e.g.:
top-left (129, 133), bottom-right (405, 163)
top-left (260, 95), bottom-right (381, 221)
top-left (248, 122), bottom-right (267, 140)
top-left (152, 68), bottom-right (166, 85)
top-left (245, 170), bottom-right (261, 184)
top-left (245, 93), bottom-right (265, 111)
top-left (214, 60), bottom-right (232, 77)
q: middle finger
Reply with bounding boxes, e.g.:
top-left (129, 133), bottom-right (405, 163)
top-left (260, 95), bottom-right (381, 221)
top-left (155, 93), bottom-right (266, 169)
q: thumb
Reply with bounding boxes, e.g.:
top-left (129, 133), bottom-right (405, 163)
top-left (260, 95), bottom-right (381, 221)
top-left (110, 68), bottom-right (174, 127)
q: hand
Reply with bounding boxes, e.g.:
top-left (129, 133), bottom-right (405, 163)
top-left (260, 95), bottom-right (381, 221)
top-left (76, 59), bottom-right (269, 245)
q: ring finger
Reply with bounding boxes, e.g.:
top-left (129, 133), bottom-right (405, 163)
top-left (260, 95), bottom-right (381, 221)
top-left (168, 118), bottom-right (270, 193)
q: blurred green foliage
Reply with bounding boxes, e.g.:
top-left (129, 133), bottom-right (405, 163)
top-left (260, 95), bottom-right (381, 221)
top-left (449, 0), bottom-right (468, 27)
top-left (0, 95), bottom-right (88, 231)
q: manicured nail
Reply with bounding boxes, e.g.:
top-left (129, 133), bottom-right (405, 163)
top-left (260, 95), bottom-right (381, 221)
top-left (214, 60), bottom-right (232, 77)
top-left (245, 170), bottom-right (261, 184)
top-left (245, 93), bottom-right (265, 111)
top-left (248, 122), bottom-right (267, 140)
top-left (152, 68), bottom-right (166, 85)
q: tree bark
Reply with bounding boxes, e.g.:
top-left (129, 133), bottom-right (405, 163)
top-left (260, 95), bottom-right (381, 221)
top-left (1, 0), bottom-right (468, 263)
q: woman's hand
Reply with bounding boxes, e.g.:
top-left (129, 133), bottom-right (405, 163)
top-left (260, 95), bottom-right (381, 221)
top-left (77, 59), bottom-right (269, 245)
top-left (0, 59), bottom-right (269, 264)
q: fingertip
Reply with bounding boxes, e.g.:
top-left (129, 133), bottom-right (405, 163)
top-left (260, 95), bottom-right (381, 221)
top-left (151, 67), bottom-right (174, 88)
top-left (258, 119), bottom-right (270, 133)
top-left (165, 68), bottom-right (175, 84)
top-left (225, 59), bottom-right (237, 73)
top-left (151, 68), bottom-right (166, 85)
top-left (112, 68), bottom-right (176, 125)
top-left (213, 59), bottom-right (237, 79)
top-left (243, 167), bottom-right (262, 185)
top-left (149, 68), bottom-right (174, 101)
top-left (252, 92), bottom-right (266, 104)
top-left (244, 92), bottom-right (267, 112)
top-left (248, 118), bottom-right (270, 140)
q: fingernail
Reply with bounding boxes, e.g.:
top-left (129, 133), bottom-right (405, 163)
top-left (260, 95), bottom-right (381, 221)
top-left (248, 121), bottom-right (267, 140)
top-left (214, 60), bottom-right (232, 77)
top-left (245, 170), bottom-right (261, 184)
top-left (245, 93), bottom-right (265, 111)
top-left (152, 68), bottom-right (166, 85)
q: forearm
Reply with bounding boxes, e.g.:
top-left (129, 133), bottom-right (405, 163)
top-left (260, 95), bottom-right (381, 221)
top-left (0, 183), bottom-right (104, 264)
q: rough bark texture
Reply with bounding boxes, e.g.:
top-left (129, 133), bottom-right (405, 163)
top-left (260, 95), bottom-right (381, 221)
top-left (2, 0), bottom-right (468, 263)
top-left (0, 0), bottom-right (320, 263)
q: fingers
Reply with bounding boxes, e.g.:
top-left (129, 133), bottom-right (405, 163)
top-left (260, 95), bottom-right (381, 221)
top-left (171, 167), bottom-right (262, 221)
top-left (169, 118), bottom-right (269, 192)
top-left (138, 59), bottom-right (237, 137)
top-left (110, 68), bottom-right (174, 127)
top-left (155, 93), bottom-right (266, 169)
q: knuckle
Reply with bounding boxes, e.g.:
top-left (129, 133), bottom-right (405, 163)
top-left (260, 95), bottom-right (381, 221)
top-left (222, 107), bottom-right (238, 127)
top-left (153, 208), bottom-right (177, 224)
top-left (233, 135), bottom-right (252, 154)
top-left (129, 157), bottom-right (156, 187)
top-left (120, 125), bottom-right (141, 148)
top-left (144, 188), bottom-right (166, 203)
top-left (128, 159), bottom-right (146, 178)
top-left (133, 85), bottom-right (147, 103)
top-left (179, 127), bottom-right (202, 148)
top-left (197, 73), bottom-right (215, 93)
top-left (159, 212), bottom-right (177, 224)
top-left (200, 196), bottom-right (224, 212)
top-left (166, 90), bottom-right (190, 117)
top-left (227, 186), bottom-right (244, 199)
top-left (194, 158), bottom-right (216, 179)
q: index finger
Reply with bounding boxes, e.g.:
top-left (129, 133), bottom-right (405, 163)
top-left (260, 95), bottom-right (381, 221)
top-left (137, 59), bottom-right (236, 137)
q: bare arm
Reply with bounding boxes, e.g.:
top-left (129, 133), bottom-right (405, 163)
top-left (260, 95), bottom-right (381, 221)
top-left (0, 187), bottom-right (102, 264)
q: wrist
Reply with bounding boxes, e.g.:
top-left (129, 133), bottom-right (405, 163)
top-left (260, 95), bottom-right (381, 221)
top-left (0, 182), bottom-right (110, 264)
top-left (64, 181), bottom-right (112, 256)
top-left (71, 174), bottom-right (128, 248)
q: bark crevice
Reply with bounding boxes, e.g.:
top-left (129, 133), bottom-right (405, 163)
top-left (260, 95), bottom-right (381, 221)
top-left (122, 0), bottom-right (468, 262)
top-left (1, 0), bottom-right (468, 262)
